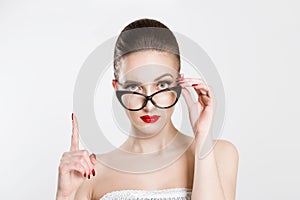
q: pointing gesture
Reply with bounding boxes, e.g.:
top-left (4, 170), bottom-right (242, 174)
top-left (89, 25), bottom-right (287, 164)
top-left (70, 113), bottom-right (79, 151)
top-left (56, 113), bottom-right (97, 199)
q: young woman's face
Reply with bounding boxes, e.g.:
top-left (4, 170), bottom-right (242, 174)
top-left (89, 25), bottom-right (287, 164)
top-left (112, 50), bottom-right (180, 138)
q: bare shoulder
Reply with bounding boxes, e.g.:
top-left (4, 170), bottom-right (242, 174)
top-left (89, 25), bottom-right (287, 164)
top-left (213, 139), bottom-right (239, 200)
top-left (213, 139), bottom-right (239, 163)
top-left (213, 139), bottom-right (239, 173)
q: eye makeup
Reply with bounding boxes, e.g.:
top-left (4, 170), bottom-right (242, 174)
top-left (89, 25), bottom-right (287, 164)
top-left (123, 79), bottom-right (174, 89)
top-left (118, 73), bottom-right (178, 90)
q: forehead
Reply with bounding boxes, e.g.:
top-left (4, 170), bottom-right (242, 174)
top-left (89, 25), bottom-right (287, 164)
top-left (118, 50), bottom-right (179, 82)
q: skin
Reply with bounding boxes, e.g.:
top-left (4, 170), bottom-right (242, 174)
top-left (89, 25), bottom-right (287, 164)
top-left (56, 50), bottom-right (239, 200)
top-left (114, 53), bottom-right (181, 152)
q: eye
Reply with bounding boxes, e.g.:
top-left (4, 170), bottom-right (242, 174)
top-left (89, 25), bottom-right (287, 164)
top-left (157, 81), bottom-right (171, 89)
top-left (124, 84), bottom-right (140, 91)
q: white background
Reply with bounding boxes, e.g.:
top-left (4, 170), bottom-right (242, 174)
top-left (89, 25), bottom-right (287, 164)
top-left (0, 0), bottom-right (299, 199)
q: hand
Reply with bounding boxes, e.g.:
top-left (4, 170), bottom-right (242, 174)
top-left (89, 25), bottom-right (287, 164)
top-left (56, 113), bottom-right (97, 199)
top-left (178, 74), bottom-right (214, 142)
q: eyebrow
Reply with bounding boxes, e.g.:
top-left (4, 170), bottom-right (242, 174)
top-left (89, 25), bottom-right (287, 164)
top-left (121, 73), bottom-right (174, 85)
top-left (154, 73), bottom-right (174, 81)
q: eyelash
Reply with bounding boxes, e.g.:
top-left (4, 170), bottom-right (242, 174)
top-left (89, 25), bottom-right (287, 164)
top-left (124, 81), bottom-right (172, 90)
top-left (157, 81), bottom-right (172, 88)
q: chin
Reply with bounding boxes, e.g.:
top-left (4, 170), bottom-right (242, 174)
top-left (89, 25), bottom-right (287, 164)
top-left (131, 118), bottom-right (167, 138)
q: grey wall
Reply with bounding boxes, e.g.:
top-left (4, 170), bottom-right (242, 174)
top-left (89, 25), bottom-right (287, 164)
top-left (0, 0), bottom-right (299, 199)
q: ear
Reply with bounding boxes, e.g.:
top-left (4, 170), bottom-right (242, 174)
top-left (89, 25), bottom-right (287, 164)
top-left (112, 79), bottom-right (118, 90)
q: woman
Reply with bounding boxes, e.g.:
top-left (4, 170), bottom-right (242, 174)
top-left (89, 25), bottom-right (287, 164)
top-left (56, 18), bottom-right (239, 200)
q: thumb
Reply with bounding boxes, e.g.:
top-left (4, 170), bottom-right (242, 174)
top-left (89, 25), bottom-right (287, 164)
top-left (90, 153), bottom-right (97, 165)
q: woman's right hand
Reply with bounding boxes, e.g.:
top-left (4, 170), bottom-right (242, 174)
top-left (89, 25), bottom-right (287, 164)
top-left (56, 113), bottom-right (97, 199)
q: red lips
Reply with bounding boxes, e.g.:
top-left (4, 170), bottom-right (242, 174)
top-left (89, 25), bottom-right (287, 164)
top-left (140, 115), bottom-right (160, 123)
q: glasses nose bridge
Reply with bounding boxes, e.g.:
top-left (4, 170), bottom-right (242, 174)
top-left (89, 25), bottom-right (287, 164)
top-left (145, 95), bottom-right (153, 101)
top-left (142, 93), bottom-right (155, 110)
top-left (143, 84), bottom-right (156, 102)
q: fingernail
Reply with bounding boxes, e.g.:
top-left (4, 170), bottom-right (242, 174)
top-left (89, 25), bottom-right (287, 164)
top-left (71, 113), bottom-right (73, 120)
top-left (88, 174), bottom-right (90, 179)
top-left (192, 84), bottom-right (199, 86)
top-left (84, 172), bottom-right (86, 177)
top-left (92, 169), bottom-right (95, 176)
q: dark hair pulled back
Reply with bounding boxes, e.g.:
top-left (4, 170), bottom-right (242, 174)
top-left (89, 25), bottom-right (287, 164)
top-left (113, 18), bottom-right (181, 80)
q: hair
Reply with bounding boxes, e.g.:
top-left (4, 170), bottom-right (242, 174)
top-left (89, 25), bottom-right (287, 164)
top-left (113, 18), bottom-right (181, 80)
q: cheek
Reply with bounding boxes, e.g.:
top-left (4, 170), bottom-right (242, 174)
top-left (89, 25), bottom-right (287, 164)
top-left (125, 110), bottom-right (141, 123)
top-left (165, 107), bottom-right (175, 118)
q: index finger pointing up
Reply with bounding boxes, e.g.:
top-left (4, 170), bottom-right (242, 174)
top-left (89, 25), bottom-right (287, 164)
top-left (70, 113), bottom-right (79, 151)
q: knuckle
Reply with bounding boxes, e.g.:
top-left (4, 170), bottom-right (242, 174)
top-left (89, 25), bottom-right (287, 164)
top-left (79, 156), bottom-right (85, 162)
top-left (62, 152), bottom-right (68, 157)
top-left (59, 157), bottom-right (65, 163)
top-left (58, 162), bottom-right (68, 172)
top-left (75, 163), bottom-right (82, 169)
top-left (87, 159), bottom-right (93, 167)
top-left (82, 150), bottom-right (89, 156)
top-left (58, 164), bottom-right (64, 171)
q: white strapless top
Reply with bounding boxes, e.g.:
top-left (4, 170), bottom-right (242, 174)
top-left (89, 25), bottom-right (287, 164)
top-left (99, 187), bottom-right (192, 200)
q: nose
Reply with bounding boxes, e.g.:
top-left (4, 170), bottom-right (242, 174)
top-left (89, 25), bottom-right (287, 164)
top-left (143, 85), bottom-right (155, 112)
top-left (143, 98), bottom-right (155, 112)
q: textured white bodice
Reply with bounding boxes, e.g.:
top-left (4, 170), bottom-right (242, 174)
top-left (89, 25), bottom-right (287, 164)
top-left (99, 187), bottom-right (192, 200)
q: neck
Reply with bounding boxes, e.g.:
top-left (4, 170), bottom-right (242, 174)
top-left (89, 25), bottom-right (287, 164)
top-left (122, 120), bottom-right (178, 153)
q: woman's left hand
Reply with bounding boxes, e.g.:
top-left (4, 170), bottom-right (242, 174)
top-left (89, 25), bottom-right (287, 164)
top-left (177, 73), bottom-right (214, 142)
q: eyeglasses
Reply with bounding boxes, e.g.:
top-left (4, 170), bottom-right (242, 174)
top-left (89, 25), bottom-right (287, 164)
top-left (116, 85), bottom-right (182, 111)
